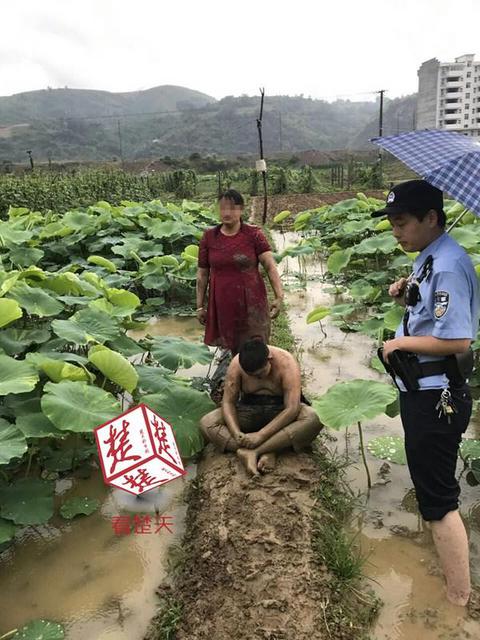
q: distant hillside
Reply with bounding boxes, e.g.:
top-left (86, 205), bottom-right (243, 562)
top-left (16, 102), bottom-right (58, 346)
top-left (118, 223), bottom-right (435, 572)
top-left (0, 85), bottom-right (216, 124)
top-left (349, 94), bottom-right (417, 149)
top-left (0, 86), bottom-right (415, 163)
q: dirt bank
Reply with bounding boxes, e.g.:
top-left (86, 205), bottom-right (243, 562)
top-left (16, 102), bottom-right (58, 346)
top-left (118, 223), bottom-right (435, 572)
top-left (250, 191), bottom-right (385, 224)
top-left (147, 444), bottom-right (375, 640)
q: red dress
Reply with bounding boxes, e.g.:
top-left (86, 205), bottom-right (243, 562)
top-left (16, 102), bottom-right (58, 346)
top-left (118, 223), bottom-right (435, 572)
top-left (198, 222), bottom-right (272, 353)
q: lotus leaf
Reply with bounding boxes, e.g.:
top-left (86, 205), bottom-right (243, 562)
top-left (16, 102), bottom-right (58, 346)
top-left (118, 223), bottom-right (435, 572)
top-left (41, 381), bottom-right (121, 432)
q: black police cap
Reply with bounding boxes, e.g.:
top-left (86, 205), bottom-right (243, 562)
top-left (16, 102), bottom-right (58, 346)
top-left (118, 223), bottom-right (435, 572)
top-left (371, 179), bottom-right (444, 218)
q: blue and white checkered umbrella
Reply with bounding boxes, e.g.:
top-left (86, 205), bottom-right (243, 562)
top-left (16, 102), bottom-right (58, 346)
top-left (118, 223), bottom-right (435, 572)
top-left (371, 129), bottom-right (480, 217)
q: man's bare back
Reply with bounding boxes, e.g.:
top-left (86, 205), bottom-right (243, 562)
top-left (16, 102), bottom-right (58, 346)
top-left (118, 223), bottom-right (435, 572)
top-left (200, 340), bottom-right (322, 476)
top-left (226, 345), bottom-right (301, 400)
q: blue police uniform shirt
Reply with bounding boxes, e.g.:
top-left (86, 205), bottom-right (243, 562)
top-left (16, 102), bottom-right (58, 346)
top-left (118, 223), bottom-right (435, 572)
top-left (395, 231), bottom-right (479, 390)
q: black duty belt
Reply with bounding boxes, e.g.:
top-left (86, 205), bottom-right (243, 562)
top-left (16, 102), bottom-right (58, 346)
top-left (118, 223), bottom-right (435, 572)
top-left (377, 348), bottom-right (474, 392)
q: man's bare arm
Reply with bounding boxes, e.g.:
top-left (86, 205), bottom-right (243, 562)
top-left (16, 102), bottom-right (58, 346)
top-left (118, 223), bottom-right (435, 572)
top-left (221, 361), bottom-right (243, 440)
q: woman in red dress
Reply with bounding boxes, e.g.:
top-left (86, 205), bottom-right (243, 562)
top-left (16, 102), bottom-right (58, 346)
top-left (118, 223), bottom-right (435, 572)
top-left (196, 190), bottom-right (284, 355)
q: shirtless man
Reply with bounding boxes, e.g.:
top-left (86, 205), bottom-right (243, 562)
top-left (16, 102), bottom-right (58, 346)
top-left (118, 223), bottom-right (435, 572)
top-left (199, 339), bottom-right (322, 475)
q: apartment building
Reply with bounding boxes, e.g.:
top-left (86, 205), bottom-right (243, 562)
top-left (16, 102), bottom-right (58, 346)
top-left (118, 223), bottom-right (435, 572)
top-left (416, 54), bottom-right (480, 137)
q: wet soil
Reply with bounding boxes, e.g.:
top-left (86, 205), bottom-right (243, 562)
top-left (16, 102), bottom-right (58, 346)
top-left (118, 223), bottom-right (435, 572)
top-left (250, 191), bottom-right (385, 224)
top-left (154, 447), bottom-right (334, 640)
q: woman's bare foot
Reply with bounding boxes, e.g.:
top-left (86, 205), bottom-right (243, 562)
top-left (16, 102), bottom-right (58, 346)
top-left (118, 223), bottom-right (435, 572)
top-left (258, 452), bottom-right (276, 474)
top-left (236, 448), bottom-right (259, 476)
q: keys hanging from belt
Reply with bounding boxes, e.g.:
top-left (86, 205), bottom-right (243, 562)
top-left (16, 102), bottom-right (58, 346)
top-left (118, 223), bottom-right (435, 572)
top-left (435, 388), bottom-right (457, 423)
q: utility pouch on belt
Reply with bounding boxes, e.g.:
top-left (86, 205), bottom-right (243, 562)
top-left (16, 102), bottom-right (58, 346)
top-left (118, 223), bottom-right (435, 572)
top-left (377, 348), bottom-right (420, 391)
top-left (377, 347), bottom-right (474, 391)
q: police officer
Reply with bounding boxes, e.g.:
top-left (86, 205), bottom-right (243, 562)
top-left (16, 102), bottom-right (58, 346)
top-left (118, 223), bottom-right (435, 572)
top-left (372, 179), bottom-right (479, 606)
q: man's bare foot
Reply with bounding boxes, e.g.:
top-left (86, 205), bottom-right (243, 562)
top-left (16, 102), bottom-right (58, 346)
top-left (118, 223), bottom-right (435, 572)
top-left (258, 452), bottom-right (276, 474)
top-left (236, 448), bottom-right (259, 476)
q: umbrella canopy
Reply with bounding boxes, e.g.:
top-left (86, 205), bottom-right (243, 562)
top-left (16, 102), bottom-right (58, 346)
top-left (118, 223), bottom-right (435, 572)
top-left (371, 129), bottom-right (480, 216)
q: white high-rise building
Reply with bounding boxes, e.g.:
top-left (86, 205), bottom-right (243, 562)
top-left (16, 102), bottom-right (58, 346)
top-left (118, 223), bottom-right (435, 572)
top-left (416, 54), bottom-right (480, 137)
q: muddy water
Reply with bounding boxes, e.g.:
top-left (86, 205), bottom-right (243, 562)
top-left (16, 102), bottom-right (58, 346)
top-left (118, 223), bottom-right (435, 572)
top-left (0, 317), bottom-right (207, 639)
top-left (273, 231), bottom-right (480, 640)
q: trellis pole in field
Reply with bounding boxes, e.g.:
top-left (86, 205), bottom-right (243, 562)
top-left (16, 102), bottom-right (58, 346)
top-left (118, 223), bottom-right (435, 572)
top-left (256, 88), bottom-right (268, 225)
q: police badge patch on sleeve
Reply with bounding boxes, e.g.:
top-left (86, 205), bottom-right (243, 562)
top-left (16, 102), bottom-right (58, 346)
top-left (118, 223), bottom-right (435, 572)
top-left (434, 290), bottom-right (449, 318)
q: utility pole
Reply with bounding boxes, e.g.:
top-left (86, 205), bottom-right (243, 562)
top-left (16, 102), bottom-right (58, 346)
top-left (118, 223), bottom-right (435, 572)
top-left (278, 111), bottom-right (283, 152)
top-left (377, 89), bottom-right (386, 187)
top-left (117, 119), bottom-right (124, 168)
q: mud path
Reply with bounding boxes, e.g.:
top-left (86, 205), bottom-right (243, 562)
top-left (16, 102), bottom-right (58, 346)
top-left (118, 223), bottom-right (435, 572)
top-left (159, 447), bottom-right (332, 640)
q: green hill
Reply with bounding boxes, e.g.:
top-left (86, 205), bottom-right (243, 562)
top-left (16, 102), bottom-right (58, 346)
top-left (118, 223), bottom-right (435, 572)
top-left (0, 86), bottom-right (416, 162)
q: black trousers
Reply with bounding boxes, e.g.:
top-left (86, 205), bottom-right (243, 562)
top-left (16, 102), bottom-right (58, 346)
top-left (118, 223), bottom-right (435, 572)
top-left (399, 385), bottom-right (472, 521)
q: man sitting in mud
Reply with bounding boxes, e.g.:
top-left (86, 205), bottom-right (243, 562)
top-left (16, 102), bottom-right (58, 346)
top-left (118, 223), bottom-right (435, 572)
top-left (200, 339), bottom-right (322, 475)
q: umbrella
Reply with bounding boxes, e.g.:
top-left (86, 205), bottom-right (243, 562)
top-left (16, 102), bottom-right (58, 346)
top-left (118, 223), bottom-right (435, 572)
top-left (370, 129), bottom-right (480, 219)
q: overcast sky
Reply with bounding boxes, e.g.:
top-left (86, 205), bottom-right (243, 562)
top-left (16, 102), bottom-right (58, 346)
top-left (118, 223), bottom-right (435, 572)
top-left (2, 0), bottom-right (479, 102)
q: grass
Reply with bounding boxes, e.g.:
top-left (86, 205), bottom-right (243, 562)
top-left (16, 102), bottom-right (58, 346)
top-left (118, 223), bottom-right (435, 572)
top-left (311, 443), bottom-right (381, 637)
top-left (144, 596), bottom-right (183, 640)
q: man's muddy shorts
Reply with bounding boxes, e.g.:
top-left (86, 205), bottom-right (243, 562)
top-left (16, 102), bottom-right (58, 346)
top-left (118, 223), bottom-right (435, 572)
top-left (200, 395), bottom-right (322, 453)
top-left (399, 385), bottom-right (472, 521)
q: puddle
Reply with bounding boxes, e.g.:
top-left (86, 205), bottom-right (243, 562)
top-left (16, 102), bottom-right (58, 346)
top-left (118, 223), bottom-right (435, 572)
top-left (273, 230), bottom-right (480, 640)
top-left (0, 466), bottom-right (196, 638)
top-left (0, 314), bottom-right (210, 639)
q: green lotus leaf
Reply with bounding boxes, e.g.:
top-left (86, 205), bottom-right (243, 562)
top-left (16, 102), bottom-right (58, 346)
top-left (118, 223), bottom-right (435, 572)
top-left (383, 305), bottom-right (405, 331)
top-left (459, 439), bottom-right (480, 461)
top-left (56, 295), bottom-right (91, 306)
top-left (367, 435), bottom-right (407, 465)
top-left (0, 271), bottom-right (20, 296)
top-left (52, 308), bottom-right (120, 345)
top-left (306, 306), bottom-right (330, 324)
top-left (27, 354), bottom-right (91, 383)
top-left (313, 379), bottom-right (397, 430)
top-left (11, 620), bottom-right (65, 640)
top-left (370, 354), bottom-right (386, 373)
top-left (106, 288), bottom-right (141, 309)
top-left (282, 243), bottom-right (315, 258)
top-left (87, 255), bottom-right (117, 272)
top-left (16, 413), bottom-right (64, 438)
top-left (326, 248), bottom-right (353, 275)
top-left (0, 419), bottom-right (28, 463)
top-left (147, 336), bottom-right (213, 371)
top-left (273, 210), bottom-right (292, 224)
top-left (42, 272), bottom-right (99, 297)
top-left (349, 279), bottom-right (376, 301)
top-left (88, 345), bottom-right (138, 392)
top-left (8, 282), bottom-right (64, 317)
top-left (0, 355), bottom-right (39, 395)
top-left (0, 222), bottom-right (33, 246)
top-left (135, 364), bottom-right (181, 393)
top-left (63, 210), bottom-right (94, 230)
top-left (0, 328), bottom-right (51, 355)
top-left (8, 246), bottom-right (45, 267)
top-left (88, 298), bottom-right (133, 318)
top-left (112, 238), bottom-right (161, 259)
top-left (51, 319), bottom-right (90, 345)
top-left (41, 381), bottom-right (121, 432)
top-left (450, 226), bottom-right (480, 251)
top-left (149, 219), bottom-right (189, 239)
top-left (354, 233), bottom-right (398, 255)
top-left (0, 298), bottom-right (23, 328)
top-left (181, 244), bottom-right (199, 262)
top-left (0, 478), bottom-right (54, 524)
top-left (143, 386), bottom-right (214, 457)
top-left (60, 497), bottom-right (100, 520)
top-left (329, 303), bottom-right (356, 317)
top-left (359, 317), bottom-right (385, 337)
top-left (0, 517), bottom-right (16, 544)
top-left (30, 351), bottom-right (88, 365)
top-left (385, 396), bottom-right (400, 418)
top-left (107, 334), bottom-right (146, 357)
top-left (156, 255), bottom-right (179, 268)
